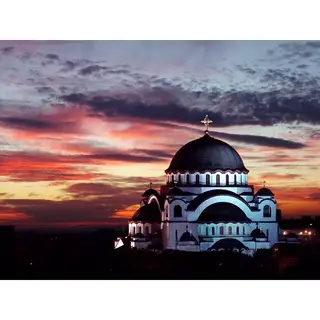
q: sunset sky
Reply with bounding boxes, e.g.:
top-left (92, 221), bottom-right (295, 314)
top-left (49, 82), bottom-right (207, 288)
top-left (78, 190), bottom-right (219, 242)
top-left (0, 40), bottom-right (319, 229)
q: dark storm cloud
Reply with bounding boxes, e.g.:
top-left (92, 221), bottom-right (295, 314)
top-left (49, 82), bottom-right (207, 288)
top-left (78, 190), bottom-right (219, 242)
top-left (65, 182), bottom-right (126, 198)
top-left (210, 131), bottom-right (306, 149)
top-left (278, 41), bottom-right (320, 60)
top-left (78, 64), bottom-right (107, 76)
top-left (45, 53), bottom-right (60, 60)
top-left (0, 191), bottom-right (141, 224)
top-left (35, 86), bottom-right (55, 94)
top-left (0, 116), bottom-right (60, 130)
top-left (84, 150), bottom-right (170, 163)
top-left (60, 85), bottom-right (320, 127)
top-left (236, 65), bottom-right (256, 75)
top-left (0, 46), bottom-right (14, 54)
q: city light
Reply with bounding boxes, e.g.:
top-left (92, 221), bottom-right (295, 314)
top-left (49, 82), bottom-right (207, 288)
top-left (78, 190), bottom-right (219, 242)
top-left (283, 231), bottom-right (287, 235)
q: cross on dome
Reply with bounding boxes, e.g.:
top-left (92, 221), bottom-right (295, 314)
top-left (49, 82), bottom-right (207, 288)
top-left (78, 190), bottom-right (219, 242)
top-left (262, 180), bottom-right (266, 188)
top-left (149, 182), bottom-right (152, 189)
top-left (201, 115), bottom-right (213, 133)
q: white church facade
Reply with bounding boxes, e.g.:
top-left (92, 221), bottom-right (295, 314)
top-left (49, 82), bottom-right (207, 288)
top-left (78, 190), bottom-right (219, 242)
top-left (115, 116), bottom-right (280, 254)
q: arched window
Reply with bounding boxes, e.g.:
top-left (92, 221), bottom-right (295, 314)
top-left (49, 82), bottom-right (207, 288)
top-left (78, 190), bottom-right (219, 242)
top-left (178, 174), bottom-right (182, 185)
top-left (174, 205), bottom-right (182, 217)
top-left (206, 226), bottom-right (209, 236)
top-left (216, 174), bottom-right (220, 186)
top-left (137, 226), bottom-right (141, 234)
top-left (132, 226), bottom-right (136, 235)
top-left (243, 226), bottom-right (245, 235)
top-left (226, 174), bottom-right (229, 185)
top-left (206, 174), bottom-right (210, 185)
top-left (236, 226), bottom-right (239, 235)
top-left (263, 205), bottom-right (271, 217)
top-left (195, 174), bottom-right (200, 185)
top-left (145, 226), bottom-right (149, 235)
top-left (220, 226), bottom-right (224, 235)
top-left (212, 226), bottom-right (215, 235)
top-left (186, 174), bottom-right (190, 185)
top-left (228, 226), bottom-right (232, 235)
top-left (171, 175), bottom-right (174, 183)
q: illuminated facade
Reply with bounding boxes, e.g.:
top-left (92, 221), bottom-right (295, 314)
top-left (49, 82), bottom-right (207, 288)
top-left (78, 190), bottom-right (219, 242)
top-left (115, 116), bottom-right (280, 254)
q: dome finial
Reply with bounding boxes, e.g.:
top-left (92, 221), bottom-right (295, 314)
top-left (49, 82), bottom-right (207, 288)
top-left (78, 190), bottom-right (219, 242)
top-left (262, 180), bottom-right (266, 188)
top-left (149, 182), bottom-right (152, 189)
top-left (201, 115), bottom-right (213, 134)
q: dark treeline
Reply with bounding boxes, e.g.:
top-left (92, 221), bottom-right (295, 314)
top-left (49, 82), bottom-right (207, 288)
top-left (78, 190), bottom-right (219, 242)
top-left (1, 227), bottom-right (320, 279)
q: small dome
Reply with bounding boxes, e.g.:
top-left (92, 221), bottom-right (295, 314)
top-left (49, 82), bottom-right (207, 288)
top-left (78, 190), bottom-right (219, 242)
top-left (209, 238), bottom-right (248, 251)
top-left (250, 228), bottom-right (267, 239)
top-left (179, 231), bottom-right (197, 242)
top-left (167, 186), bottom-right (184, 196)
top-left (166, 186), bottom-right (194, 197)
top-left (142, 188), bottom-right (160, 198)
top-left (166, 133), bottom-right (248, 173)
top-left (255, 188), bottom-right (274, 197)
top-left (131, 202), bottom-right (161, 223)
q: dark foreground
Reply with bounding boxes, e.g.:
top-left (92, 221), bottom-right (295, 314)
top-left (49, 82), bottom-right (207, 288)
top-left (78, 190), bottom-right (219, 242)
top-left (1, 229), bottom-right (320, 279)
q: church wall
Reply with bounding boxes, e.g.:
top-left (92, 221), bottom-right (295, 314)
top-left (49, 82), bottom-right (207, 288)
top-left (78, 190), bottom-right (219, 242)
top-left (168, 198), bottom-right (187, 221)
top-left (130, 241), bottom-right (151, 249)
top-left (257, 222), bottom-right (279, 246)
top-left (198, 223), bottom-right (249, 237)
top-left (177, 244), bottom-right (200, 251)
top-left (166, 172), bottom-right (249, 186)
top-left (187, 195), bottom-right (253, 222)
top-left (178, 186), bottom-right (252, 196)
top-left (128, 222), bottom-right (160, 236)
top-left (162, 222), bottom-right (198, 250)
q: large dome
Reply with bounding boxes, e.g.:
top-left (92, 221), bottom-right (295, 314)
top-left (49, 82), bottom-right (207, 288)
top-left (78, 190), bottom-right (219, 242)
top-left (165, 133), bottom-right (248, 173)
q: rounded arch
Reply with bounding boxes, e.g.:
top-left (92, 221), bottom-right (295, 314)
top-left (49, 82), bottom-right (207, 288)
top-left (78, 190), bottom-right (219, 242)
top-left (195, 173), bottom-right (200, 185)
top-left (226, 174), bottom-right (230, 186)
top-left (263, 205), bottom-right (272, 217)
top-left (174, 204), bottom-right (183, 217)
top-left (216, 174), bottom-right (221, 185)
top-left (147, 195), bottom-right (161, 211)
top-left (187, 194), bottom-right (252, 221)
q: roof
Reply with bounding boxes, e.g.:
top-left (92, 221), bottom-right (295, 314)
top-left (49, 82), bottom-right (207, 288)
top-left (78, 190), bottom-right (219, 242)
top-left (130, 202), bottom-right (161, 223)
top-left (197, 202), bottom-right (251, 223)
top-left (179, 231), bottom-right (198, 242)
top-left (255, 187), bottom-right (274, 197)
top-left (209, 238), bottom-right (249, 251)
top-left (165, 133), bottom-right (248, 173)
top-left (167, 186), bottom-right (195, 197)
top-left (250, 228), bottom-right (267, 239)
top-left (187, 189), bottom-right (251, 211)
top-left (142, 188), bottom-right (160, 198)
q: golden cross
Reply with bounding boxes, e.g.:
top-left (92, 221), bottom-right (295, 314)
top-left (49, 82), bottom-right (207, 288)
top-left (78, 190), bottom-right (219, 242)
top-left (262, 180), bottom-right (266, 188)
top-left (201, 115), bottom-right (213, 132)
top-left (149, 182), bottom-right (152, 189)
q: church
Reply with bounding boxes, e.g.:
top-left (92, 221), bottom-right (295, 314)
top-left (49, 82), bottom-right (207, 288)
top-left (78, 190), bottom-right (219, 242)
top-left (114, 116), bottom-right (280, 254)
